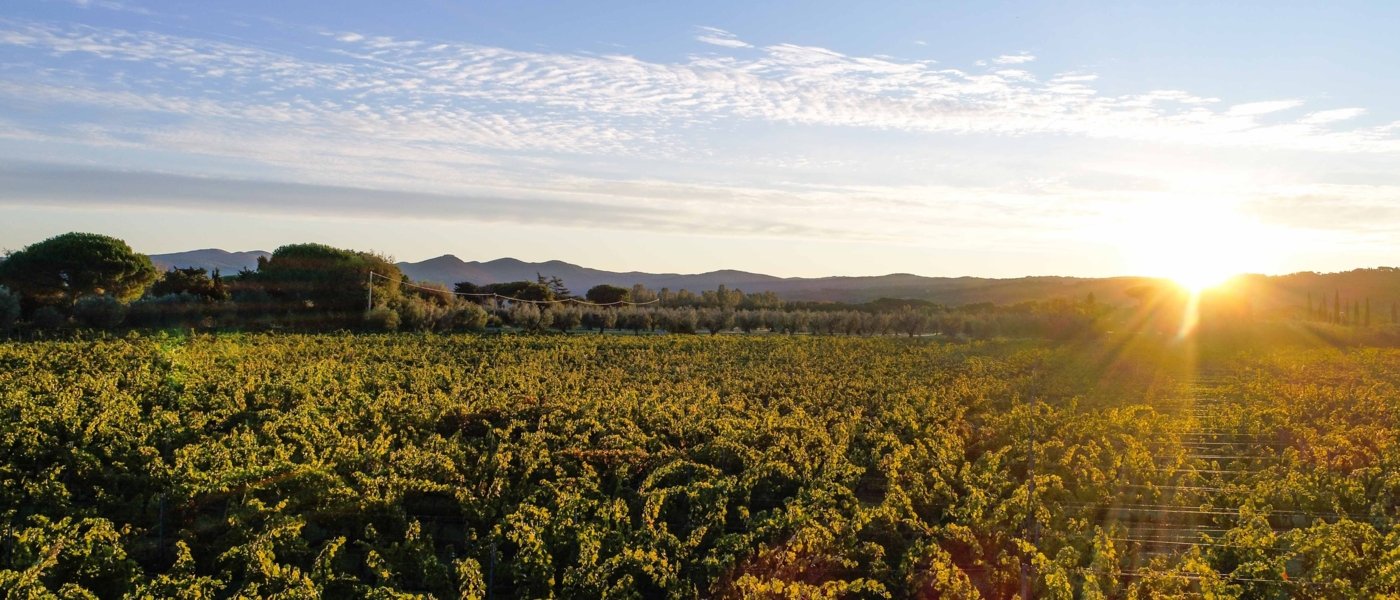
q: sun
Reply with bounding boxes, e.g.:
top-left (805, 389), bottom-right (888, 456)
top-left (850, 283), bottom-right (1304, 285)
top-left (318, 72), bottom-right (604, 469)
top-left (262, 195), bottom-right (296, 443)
top-left (1116, 197), bottom-right (1280, 292)
top-left (1163, 264), bottom-right (1235, 294)
top-left (1143, 242), bottom-right (1240, 293)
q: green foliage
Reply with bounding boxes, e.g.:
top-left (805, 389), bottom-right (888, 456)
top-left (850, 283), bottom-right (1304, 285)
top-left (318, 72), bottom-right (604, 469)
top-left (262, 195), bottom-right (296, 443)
top-left (483, 281), bottom-right (554, 302)
top-left (0, 516), bottom-right (140, 596)
top-left (396, 296), bottom-right (450, 332)
top-left (548, 304), bottom-right (583, 333)
top-left (151, 267), bottom-right (230, 301)
top-left (619, 307), bottom-right (652, 334)
top-left (699, 308), bottom-right (735, 335)
top-left (892, 306), bottom-right (929, 337)
top-left (30, 305), bottom-right (67, 329)
top-left (0, 285), bottom-right (19, 331)
top-left (659, 307), bottom-right (699, 334)
top-left (0, 232), bottom-right (156, 307)
top-left (585, 284), bottom-right (631, 305)
top-left (365, 306), bottom-right (400, 331)
top-left (244, 243), bottom-right (401, 328)
top-left (392, 297), bottom-right (488, 333)
top-left (507, 302), bottom-right (552, 331)
top-left (126, 293), bottom-right (234, 329)
top-left (72, 294), bottom-right (127, 328)
top-left (581, 308), bottom-right (619, 334)
top-left (3, 334), bottom-right (1400, 596)
top-left (451, 302), bottom-right (489, 332)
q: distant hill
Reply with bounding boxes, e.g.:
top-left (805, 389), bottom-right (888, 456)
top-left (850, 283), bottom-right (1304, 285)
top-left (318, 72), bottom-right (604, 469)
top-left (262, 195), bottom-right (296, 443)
top-left (399, 254), bottom-right (781, 293)
top-left (1231, 268), bottom-right (1400, 317)
top-left (395, 254), bottom-right (1152, 305)
top-left (150, 249), bottom-right (270, 274)
top-left (147, 248), bottom-right (1400, 309)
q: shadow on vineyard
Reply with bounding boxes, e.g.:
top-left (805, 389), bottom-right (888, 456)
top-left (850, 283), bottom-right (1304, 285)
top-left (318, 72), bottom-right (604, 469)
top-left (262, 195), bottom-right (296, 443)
top-left (2, 331), bottom-right (1398, 598)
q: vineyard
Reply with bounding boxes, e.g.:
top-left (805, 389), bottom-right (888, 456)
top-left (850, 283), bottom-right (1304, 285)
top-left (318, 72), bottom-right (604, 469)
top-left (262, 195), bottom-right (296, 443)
top-left (1, 333), bottom-right (1398, 598)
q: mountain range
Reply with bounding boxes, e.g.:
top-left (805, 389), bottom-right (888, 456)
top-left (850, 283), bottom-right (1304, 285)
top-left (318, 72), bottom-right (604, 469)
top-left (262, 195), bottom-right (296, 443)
top-left (151, 249), bottom-right (271, 275)
top-left (148, 249), bottom-right (1149, 305)
top-left (149, 249), bottom-right (1400, 310)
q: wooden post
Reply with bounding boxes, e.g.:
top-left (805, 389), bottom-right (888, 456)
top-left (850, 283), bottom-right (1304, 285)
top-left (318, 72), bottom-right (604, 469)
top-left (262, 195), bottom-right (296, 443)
top-left (1021, 397), bottom-right (1038, 599)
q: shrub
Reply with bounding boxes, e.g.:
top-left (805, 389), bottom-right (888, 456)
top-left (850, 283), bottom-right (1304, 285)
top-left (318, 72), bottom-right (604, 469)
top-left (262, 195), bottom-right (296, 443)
top-left (365, 307), bottom-right (400, 331)
top-left (548, 305), bottom-right (583, 333)
top-left (30, 306), bottom-right (67, 330)
top-left (396, 297), bottom-right (433, 331)
top-left (508, 303), bottom-right (552, 332)
top-left (127, 293), bottom-right (209, 329)
top-left (451, 302), bottom-right (489, 332)
top-left (662, 308), bottom-right (698, 334)
top-left (73, 295), bottom-right (127, 329)
top-left (619, 308), bottom-right (652, 334)
top-left (0, 285), bottom-right (19, 331)
top-left (699, 308), bottom-right (734, 335)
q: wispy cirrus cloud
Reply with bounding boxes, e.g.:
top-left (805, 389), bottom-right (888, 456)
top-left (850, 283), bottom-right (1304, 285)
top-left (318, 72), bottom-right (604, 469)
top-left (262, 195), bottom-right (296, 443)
top-left (1299, 107), bottom-right (1367, 125)
top-left (991, 53), bottom-right (1036, 65)
top-left (695, 26), bottom-right (751, 49)
top-left (3, 18), bottom-right (1397, 156)
top-left (1, 14), bottom-right (1399, 251)
top-left (1226, 99), bottom-right (1304, 117)
top-left (57, 0), bottom-right (153, 15)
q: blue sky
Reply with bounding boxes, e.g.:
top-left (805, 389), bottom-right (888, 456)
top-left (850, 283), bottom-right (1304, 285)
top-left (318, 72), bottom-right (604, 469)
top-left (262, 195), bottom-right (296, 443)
top-left (2, 0), bottom-right (1398, 277)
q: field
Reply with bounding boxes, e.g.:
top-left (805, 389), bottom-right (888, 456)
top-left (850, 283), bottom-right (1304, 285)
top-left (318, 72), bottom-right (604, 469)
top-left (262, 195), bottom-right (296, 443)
top-left (2, 333), bottom-right (1398, 598)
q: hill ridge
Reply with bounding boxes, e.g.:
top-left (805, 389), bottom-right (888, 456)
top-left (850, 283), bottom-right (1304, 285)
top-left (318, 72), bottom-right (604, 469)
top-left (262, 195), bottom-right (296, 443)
top-left (148, 249), bottom-right (1400, 308)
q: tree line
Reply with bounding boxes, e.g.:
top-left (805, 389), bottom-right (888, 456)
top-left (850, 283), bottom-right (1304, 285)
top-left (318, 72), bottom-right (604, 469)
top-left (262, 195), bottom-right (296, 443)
top-left (0, 232), bottom-right (1107, 339)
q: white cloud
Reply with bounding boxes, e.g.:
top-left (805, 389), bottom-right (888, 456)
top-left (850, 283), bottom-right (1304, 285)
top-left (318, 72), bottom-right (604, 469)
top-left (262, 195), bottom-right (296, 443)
top-left (1299, 107), bottom-right (1366, 125)
top-left (1226, 100), bottom-right (1303, 117)
top-left (992, 53), bottom-right (1035, 65)
top-left (993, 69), bottom-right (1035, 81)
top-left (695, 26), bottom-right (752, 49)
top-left (58, 0), bottom-right (153, 15)
top-left (3, 19), bottom-right (1396, 157)
top-left (1050, 73), bottom-right (1098, 83)
top-left (2, 16), bottom-right (1399, 251)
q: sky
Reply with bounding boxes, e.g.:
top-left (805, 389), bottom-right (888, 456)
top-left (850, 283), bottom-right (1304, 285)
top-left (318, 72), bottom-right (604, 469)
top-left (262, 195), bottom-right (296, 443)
top-left (1, 0), bottom-right (1398, 278)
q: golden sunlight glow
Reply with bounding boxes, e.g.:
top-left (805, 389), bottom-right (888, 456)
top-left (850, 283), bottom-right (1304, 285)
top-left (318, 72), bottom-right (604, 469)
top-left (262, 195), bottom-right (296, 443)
top-left (1109, 194), bottom-right (1292, 338)
top-left (1118, 197), bottom-right (1282, 293)
top-left (1153, 253), bottom-right (1237, 294)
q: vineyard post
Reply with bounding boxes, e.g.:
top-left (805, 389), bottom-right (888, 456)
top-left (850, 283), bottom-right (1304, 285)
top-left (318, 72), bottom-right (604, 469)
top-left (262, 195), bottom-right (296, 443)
top-left (1021, 396), bottom-right (1039, 600)
top-left (488, 538), bottom-right (497, 600)
top-left (157, 493), bottom-right (165, 563)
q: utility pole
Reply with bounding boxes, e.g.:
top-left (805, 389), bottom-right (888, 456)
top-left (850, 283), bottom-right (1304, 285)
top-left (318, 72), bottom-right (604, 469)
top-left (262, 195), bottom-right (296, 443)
top-left (367, 272), bottom-right (374, 311)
